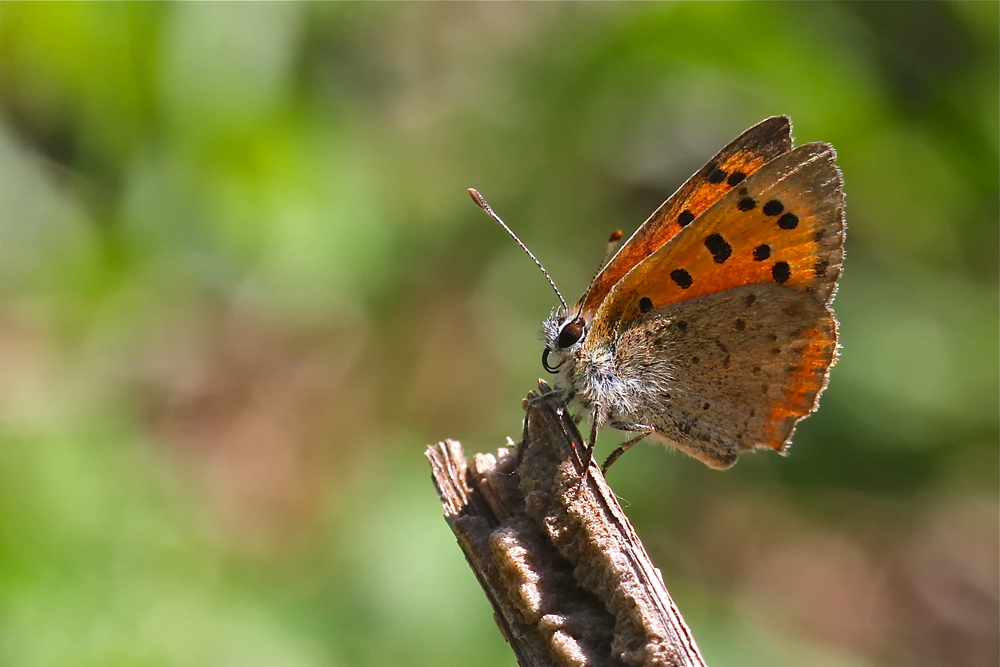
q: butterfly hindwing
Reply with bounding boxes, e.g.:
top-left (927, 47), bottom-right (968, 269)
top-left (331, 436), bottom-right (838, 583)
top-left (610, 284), bottom-right (837, 468)
top-left (577, 116), bottom-right (793, 321)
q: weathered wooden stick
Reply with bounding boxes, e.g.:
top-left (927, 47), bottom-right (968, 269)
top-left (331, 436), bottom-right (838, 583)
top-left (426, 381), bottom-right (707, 667)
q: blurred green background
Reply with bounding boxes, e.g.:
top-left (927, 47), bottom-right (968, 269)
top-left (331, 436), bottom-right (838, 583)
top-left (0, 3), bottom-right (996, 667)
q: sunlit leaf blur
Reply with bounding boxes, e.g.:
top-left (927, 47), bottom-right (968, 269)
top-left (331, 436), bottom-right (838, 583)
top-left (0, 4), bottom-right (996, 667)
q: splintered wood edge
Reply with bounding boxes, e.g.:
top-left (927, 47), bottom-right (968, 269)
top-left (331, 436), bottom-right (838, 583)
top-left (425, 440), bottom-right (560, 667)
top-left (426, 384), bottom-right (707, 667)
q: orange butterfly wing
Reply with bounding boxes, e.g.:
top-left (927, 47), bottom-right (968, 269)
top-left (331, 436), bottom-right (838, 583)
top-left (576, 116), bottom-right (793, 321)
top-left (590, 142), bottom-right (844, 450)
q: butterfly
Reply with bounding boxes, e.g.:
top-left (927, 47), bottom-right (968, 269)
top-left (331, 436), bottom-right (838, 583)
top-left (471, 116), bottom-right (844, 472)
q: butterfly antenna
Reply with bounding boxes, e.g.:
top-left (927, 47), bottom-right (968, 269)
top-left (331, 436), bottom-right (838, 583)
top-left (468, 188), bottom-right (568, 311)
top-left (596, 229), bottom-right (623, 275)
top-left (578, 229), bottom-right (624, 305)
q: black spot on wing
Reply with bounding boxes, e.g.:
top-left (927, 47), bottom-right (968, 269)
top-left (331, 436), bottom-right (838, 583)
top-left (638, 297), bottom-right (653, 313)
top-left (677, 210), bottom-right (695, 227)
top-left (762, 200), bottom-right (784, 216)
top-left (670, 269), bottom-right (693, 289)
top-left (737, 196), bottom-right (757, 212)
top-left (778, 213), bottom-right (799, 229)
top-left (706, 164), bottom-right (727, 183)
top-left (727, 171), bottom-right (746, 186)
top-left (704, 234), bottom-right (732, 263)
top-left (753, 244), bottom-right (771, 261)
top-left (772, 261), bottom-right (791, 283)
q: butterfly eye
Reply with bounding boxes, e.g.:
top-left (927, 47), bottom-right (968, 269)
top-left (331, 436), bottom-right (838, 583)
top-left (557, 319), bottom-right (585, 349)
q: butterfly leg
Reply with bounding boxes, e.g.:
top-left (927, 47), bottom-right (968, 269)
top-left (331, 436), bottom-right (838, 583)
top-left (578, 403), bottom-right (601, 475)
top-left (527, 385), bottom-right (574, 407)
top-left (521, 384), bottom-right (573, 463)
top-left (601, 422), bottom-right (655, 473)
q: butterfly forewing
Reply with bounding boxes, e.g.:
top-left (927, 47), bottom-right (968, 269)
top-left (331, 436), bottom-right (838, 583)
top-left (590, 141), bottom-right (844, 339)
top-left (576, 116), bottom-right (793, 321)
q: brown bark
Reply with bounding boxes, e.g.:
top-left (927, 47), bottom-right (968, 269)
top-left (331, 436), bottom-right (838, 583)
top-left (426, 381), bottom-right (707, 667)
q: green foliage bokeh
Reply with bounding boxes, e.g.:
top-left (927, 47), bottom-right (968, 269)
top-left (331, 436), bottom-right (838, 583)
top-left (0, 4), bottom-right (996, 667)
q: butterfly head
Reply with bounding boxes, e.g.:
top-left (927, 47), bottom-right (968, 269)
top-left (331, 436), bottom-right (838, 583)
top-left (542, 308), bottom-right (586, 373)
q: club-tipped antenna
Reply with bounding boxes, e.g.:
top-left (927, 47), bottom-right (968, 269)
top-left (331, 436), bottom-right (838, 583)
top-left (597, 229), bottom-right (623, 275)
top-left (468, 188), bottom-right (568, 311)
top-left (577, 229), bottom-right (624, 309)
